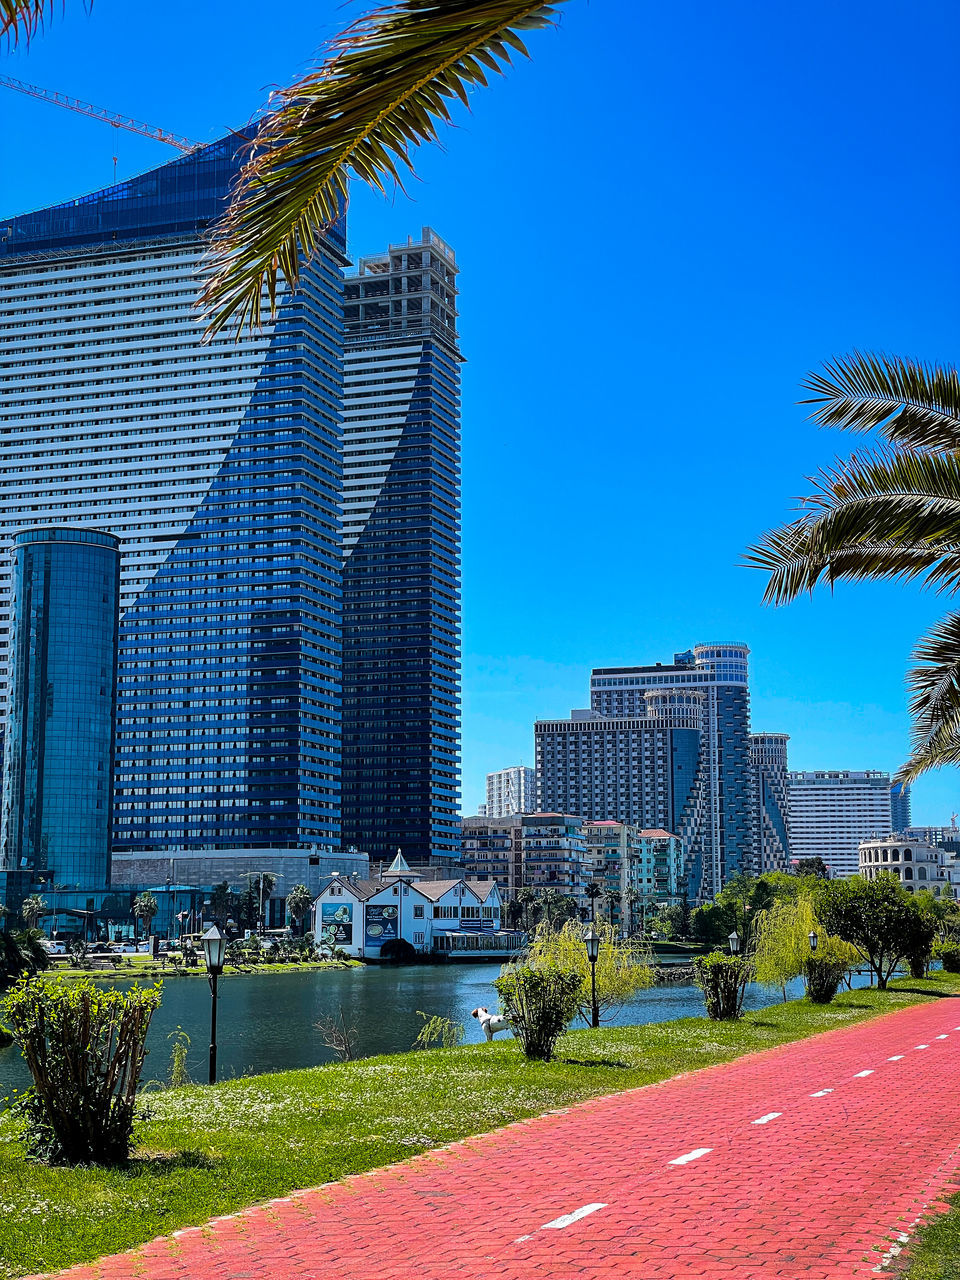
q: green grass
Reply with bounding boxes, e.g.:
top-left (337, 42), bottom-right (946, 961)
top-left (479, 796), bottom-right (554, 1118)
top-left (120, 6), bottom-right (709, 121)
top-left (901, 1193), bottom-right (960, 1278)
top-left (0, 973), bottom-right (957, 1279)
top-left (43, 957), bottom-right (359, 981)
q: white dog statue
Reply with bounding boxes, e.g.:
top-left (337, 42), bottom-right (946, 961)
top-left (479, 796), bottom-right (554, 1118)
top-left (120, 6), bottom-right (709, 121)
top-left (471, 1006), bottom-right (511, 1042)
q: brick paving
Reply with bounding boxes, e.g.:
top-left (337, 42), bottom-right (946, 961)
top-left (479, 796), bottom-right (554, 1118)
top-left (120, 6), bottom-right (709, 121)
top-left (33, 997), bottom-right (960, 1280)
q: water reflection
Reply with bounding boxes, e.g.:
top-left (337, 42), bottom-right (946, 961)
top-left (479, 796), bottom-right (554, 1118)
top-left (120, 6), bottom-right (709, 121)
top-left (0, 964), bottom-right (874, 1103)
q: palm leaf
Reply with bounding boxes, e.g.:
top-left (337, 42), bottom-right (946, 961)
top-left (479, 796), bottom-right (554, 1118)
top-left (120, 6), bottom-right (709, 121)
top-left (801, 351), bottom-right (960, 453)
top-left (745, 448), bottom-right (960, 604)
top-left (0, 0), bottom-right (72, 43)
top-left (201, 0), bottom-right (564, 336)
top-left (897, 716), bottom-right (960, 784)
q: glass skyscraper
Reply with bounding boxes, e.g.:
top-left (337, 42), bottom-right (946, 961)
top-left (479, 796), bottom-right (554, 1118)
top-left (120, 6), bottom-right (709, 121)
top-left (0, 527), bottom-right (120, 889)
top-left (340, 228), bottom-right (461, 864)
top-left (0, 139), bottom-right (347, 862)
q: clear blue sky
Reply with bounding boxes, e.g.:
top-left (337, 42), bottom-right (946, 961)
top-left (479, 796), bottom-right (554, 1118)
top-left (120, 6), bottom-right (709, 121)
top-left (3, 0), bottom-right (959, 822)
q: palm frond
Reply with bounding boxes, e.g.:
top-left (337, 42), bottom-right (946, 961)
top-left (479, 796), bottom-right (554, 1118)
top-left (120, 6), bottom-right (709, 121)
top-left (1, 0), bottom-right (69, 43)
top-left (745, 447), bottom-right (960, 604)
top-left (801, 351), bottom-right (960, 453)
top-left (201, 0), bottom-right (564, 336)
top-left (897, 715), bottom-right (960, 784)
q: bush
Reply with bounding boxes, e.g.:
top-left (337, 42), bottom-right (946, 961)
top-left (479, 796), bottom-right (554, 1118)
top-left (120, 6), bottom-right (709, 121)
top-left (524, 920), bottom-right (653, 1024)
top-left (939, 942), bottom-right (960, 973)
top-left (1, 976), bottom-right (161, 1166)
top-left (693, 952), bottom-right (750, 1020)
top-left (803, 955), bottom-right (845, 1004)
top-left (493, 964), bottom-right (581, 1061)
top-left (379, 937), bottom-right (417, 963)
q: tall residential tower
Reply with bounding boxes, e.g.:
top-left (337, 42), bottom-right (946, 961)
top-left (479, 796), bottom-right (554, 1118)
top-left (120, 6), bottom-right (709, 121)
top-left (340, 228), bottom-right (461, 864)
top-left (0, 139), bottom-right (347, 881)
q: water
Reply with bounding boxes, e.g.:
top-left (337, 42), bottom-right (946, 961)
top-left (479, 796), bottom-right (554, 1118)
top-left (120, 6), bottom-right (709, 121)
top-left (0, 964), bottom-right (877, 1102)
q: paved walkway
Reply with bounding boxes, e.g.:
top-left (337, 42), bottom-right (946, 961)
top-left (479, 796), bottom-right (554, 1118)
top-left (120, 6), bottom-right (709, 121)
top-left (36, 998), bottom-right (960, 1280)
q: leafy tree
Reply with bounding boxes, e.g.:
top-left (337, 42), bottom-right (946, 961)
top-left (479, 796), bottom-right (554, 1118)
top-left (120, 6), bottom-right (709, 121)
top-left (504, 898), bottom-right (524, 930)
top-left (286, 884), bottom-right (313, 936)
top-left (693, 952), bottom-right (751, 1020)
top-left (538, 887), bottom-right (576, 930)
top-left (20, 895), bottom-right (46, 931)
top-left (525, 919), bottom-right (653, 1024)
top-left (902, 900), bottom-right (938, 978)
top-left (132, 892), bottom-right (158, 943)
top-left (748, 353), bottom-right (960, 782)
top-left (793, 858), bottom-right (830, 879)
top-left (816, 874), bottom-right (918, 989)
top-left (210, 881), bottom-right (235, 927)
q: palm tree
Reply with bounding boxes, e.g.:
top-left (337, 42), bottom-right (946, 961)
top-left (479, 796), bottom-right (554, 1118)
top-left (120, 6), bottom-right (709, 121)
top-left (20, 895), bottom-right (46, 931)
top-left (132, 892), bottom-right (159, 944)
top-left (747, 352), bottom-right (960, 782)
top-left (516, 886), bottom-right (536, 931)
top-left (625, 888), bottom-right (641, 937)
top-left (286, 884), bottom-right (313, 937)
top-left (1, 1), bottom-right (567, 336)
top-left (540, 887), bottom-right (565, 930)
top-left (603, 890), bottom-right (620, 928)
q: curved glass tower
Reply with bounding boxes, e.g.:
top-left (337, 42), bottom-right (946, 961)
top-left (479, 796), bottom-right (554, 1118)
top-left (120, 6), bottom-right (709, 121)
top-left (0, 139), bottom-right (347, 864)
top-left (0, 527), bottom-right (120, 889)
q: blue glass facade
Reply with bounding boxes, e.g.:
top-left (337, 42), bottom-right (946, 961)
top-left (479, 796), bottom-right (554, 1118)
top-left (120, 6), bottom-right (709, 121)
top-left (0, 528), bottom-right (120, 889)
top-left (1, 139), bottom-right (346, 860)
top-left (341, 231), bottom-right (461, 863)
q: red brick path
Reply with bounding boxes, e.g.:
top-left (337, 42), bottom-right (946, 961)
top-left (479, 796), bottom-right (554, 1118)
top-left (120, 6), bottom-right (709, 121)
top-left (37, 998), bottom-right (960, 1280)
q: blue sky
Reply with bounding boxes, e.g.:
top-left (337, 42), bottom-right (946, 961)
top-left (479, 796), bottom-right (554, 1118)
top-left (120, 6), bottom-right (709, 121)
top-left (3, 0), bottom-right (959, 821)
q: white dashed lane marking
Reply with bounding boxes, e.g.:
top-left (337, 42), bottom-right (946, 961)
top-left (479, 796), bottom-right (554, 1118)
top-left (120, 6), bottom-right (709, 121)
top-left (752, 1113), bottom-right (781, 1125)
top-left (811, 1089), bottom-right (833, 1097)
top-left (854, 1070), bottom-right (874, 1077)
top-left (916, 1045), bottom-right (929, 1050)
top-left (513, 1203), bottom-right (608, 1243)
top-left (936, 1035), bottom-right (949, 1040)
top-left (888, 1055), bottom-right (905, 1061)
top-left (668, 1148), bottom-right (713, 1166)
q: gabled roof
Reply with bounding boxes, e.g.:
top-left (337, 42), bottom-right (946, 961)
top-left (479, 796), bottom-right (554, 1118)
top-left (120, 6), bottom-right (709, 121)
top-left (316, 878), bottom-right (382, 902)
top-left (471, 880), bottom-right (501, 902)
top-left (410, 879), bottom-right (472, 901)
top-left (637, 829), bottom-right (678, 840)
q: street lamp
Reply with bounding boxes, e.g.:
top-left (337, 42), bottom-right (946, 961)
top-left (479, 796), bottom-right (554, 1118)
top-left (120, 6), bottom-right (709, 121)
top-left (584, 926), bottom-right (601, 1029)
top-left (728, 929), bottom-right (741, 955)
top-left (201, 925), bottom-right (227, 1085)
top-left (808, 930), bottom-right (819, 952)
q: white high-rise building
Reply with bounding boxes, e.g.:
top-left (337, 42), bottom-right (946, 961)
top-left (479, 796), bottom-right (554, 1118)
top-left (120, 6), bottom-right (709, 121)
top-left (788, 770), bottom-right (892, 878)
top-left (486, 765), bottom-right (536, 817)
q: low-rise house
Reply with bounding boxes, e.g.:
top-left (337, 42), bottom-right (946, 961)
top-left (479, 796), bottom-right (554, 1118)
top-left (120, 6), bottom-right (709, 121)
top-left (311, 852), bottom-right (520, 960)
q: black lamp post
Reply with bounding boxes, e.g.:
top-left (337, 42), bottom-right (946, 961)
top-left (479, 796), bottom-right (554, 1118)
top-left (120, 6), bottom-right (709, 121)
top-left (728, 929), bottom-right (741, 955)
top-left (584, 926), bottom-right (600, 1028)
top-left (808, 930), bottom-right (819, 952)
top-left (201, 924), bottom-right (226, 1085)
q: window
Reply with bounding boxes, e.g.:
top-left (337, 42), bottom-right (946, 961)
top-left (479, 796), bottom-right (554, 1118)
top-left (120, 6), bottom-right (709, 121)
top-left (413, 904), bottom-right (424, 918)
top-left (414, 932), bottom-right (425, 945)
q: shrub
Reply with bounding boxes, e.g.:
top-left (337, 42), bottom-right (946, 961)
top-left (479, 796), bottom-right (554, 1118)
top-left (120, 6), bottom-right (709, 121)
top-left (493, 964), bottom-right (581, 1061)
top-left (939, 942), bottom-right (960, 973)
top-left (693, 951), bottom-right (750, 1020)
top-left (412, 1010), bottom-right (464, 1050)
top-left (1, 976), bottom-right (161, 1166)
top-left (803, 955), bottom-right (845, 1004)
top-left (524, 919), bottom-right (653, 1024)
top-left (379, 937), bottom-right (417, 963)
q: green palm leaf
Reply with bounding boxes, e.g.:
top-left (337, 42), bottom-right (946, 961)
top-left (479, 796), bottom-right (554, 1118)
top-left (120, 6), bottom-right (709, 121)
top-left (1, 1), bottom-right (72, 43)
top-left (801, 351), bottom-right (960, 453)
top-left (201, 0), bottom-right (564, 336)
top-left (745, 449), bottom-right (960, 604)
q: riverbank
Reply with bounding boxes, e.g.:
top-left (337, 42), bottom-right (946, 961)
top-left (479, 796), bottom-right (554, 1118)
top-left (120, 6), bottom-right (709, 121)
top-left (39, 956), bottom-right (361, 981)
top-left (1, 971), bottom-right (957, 1279)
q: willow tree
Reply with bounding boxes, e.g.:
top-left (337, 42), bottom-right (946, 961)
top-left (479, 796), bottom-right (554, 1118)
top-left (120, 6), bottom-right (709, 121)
top-left (752, 894), bottom-right (857, 1001)
top-left (525, 919), bottom-right (653, 1024)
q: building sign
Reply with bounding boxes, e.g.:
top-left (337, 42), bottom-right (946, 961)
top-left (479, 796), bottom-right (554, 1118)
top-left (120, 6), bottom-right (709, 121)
top-left (321, 902), bottom-right (353, 945)
top-left (365, 903), bottom-right (399, 945)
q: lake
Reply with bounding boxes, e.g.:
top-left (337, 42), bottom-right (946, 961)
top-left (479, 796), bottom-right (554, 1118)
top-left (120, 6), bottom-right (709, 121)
top-left (0, 963), bottom-right (876, 1103)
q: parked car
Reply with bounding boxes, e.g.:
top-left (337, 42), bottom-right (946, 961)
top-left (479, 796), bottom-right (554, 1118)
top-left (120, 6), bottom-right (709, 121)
top-left (41, 941), bottom-right (67, 955)
top-left (114, 942), bottom-right (151, 954)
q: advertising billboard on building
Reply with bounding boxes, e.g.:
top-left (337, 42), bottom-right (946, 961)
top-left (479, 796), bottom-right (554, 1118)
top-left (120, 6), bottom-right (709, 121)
top-left (321, 902), bottom-right (353, 945)
top-left (365, 904), bottom-right (399, 945)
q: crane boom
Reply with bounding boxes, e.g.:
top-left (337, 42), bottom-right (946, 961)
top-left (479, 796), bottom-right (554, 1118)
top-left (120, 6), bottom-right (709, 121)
top-left (0, 75), bottom-right (199, 153)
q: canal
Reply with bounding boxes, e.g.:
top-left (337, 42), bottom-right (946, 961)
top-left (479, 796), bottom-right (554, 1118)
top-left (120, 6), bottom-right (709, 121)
top-left (0, 964), bottom-right (875, 1102)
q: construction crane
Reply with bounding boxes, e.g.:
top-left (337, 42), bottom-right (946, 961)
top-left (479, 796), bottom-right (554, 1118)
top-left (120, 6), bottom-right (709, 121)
top-left (0, 74), bottom-right (199, 155)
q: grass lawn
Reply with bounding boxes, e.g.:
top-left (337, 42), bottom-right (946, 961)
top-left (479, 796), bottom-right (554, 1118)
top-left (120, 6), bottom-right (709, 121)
top-left (44, 956), bottom-right (358, 981)
top-left (1, 973), bottom-right (958, 1278)
top-left (900, 1193), bottom-right (960, 1279)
